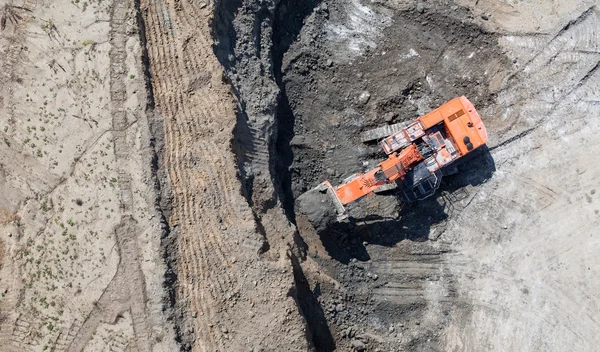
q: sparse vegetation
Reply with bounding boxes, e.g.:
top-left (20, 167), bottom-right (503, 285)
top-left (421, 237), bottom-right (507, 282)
top-left (41, 18), bottom-right (58, 38)
top-left (40, 199), bottom-right (53, 212)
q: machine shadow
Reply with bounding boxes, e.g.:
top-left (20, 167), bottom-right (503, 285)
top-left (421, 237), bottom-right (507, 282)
top-left (317, 146), bottom-right (496, 264)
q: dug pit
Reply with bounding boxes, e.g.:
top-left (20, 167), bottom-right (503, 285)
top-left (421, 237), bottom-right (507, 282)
top-left (215, 0), bottom-right (511, 350)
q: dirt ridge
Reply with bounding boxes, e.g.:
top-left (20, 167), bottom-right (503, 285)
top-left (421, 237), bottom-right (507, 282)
top-left (138, 0), bottom-right (311, 350)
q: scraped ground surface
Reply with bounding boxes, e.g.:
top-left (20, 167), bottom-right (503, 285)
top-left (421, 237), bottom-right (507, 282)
top-left (0, 0), bottom-right (597, 351)
top-left (284, 1), bottom-right (600, 351)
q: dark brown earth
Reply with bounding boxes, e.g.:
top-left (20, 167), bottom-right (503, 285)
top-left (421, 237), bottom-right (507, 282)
top-left (213, 0), bottom-right (513, 350)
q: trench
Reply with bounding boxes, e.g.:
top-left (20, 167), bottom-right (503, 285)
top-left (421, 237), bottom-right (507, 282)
top-left (271, 0), bottom-right (322, 221)
top-left (212, 0), bottom-right (339, 349)
top-left (272, 2), bottom-right (340, 349)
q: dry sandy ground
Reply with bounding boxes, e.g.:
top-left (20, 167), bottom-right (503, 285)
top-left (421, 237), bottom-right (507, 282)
top-left (441, 0), bottom-right (600, 350)
top-left (0, 0), bottom-right (177, 350)
top-left (0, 0), bottom-right (309, 350)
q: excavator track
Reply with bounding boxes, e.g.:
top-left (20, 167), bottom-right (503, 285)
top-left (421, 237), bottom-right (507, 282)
top-left (360, 121), bottom-right (407, 143)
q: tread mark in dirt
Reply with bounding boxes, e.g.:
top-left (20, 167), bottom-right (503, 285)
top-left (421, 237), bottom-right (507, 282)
top-left (0, 0), bottom-right (36, 128)
top-left (0, 313), bottom-right (39, 351)
top-left (500, 5), bottom-right (597, 89)
top-left (493, 5), bottom-right (599, 145)
top-left (64, 1), bottom-right (151, 351)
top-left (140, 0), bottom-right (257, 349)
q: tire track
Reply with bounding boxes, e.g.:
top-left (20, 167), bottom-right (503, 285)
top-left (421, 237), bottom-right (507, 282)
top-left (370, 252), bottom-right (456, 305)
top-left (491, 6), bottom-right (599, 148)
top-left (64, 0), bottom-right (152, 350)
top-left (140, 0), bottom-right (244, 348)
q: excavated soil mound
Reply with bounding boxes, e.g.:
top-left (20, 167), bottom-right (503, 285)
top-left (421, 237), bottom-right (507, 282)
top-left (295, 187), bottom-right (338, 233)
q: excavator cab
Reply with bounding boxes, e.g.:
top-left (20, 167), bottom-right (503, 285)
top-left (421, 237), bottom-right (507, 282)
top-left (396, 164), bottom-right (443, 203)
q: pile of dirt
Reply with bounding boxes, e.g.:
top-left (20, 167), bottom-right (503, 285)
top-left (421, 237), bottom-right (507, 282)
top-left (295, 186), bottom-right (338, 233)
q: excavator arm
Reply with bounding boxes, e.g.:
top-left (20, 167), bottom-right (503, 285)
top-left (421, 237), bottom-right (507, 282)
top-left (320, 144), bottom-right (423, 219)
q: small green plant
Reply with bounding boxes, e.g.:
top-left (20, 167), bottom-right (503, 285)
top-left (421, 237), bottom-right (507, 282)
top-left (23, 137), bottom-right (30, 144)
top-left (81, 39), bottom-right (95, 45)
top-left (129, 74), bottom-right (135, 79)
top-left (66, 219), bottom-right (74, 226)
top-left (40, 200), bottom-right (52, 212)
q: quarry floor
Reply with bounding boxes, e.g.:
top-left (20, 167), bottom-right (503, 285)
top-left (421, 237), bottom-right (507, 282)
top-left (0, 0), bottom-right (598, 351)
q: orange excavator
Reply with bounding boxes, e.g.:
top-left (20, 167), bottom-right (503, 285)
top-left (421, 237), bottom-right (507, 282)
top-left (316, 96), bottom-right (488, 220)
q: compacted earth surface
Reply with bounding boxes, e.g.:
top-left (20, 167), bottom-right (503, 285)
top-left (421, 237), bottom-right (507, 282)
top-left (0, 0), bottom-right (598, 351)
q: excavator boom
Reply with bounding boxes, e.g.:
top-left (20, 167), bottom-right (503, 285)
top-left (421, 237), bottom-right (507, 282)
top-left (334, 144), bottom-right (422, 205)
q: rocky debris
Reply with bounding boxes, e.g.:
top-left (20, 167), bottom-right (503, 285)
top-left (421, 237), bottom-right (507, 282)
top-left (383, 111), bottom-right (395, 123)
top-left (351, 339), bottom-right (367, 351)
top-left (358, 91), bottom-right (371, 105)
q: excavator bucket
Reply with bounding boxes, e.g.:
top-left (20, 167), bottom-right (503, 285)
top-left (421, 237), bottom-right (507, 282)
top-left (316, 181), bottom-right (348, 221)
top-left (295, 181), bottom-right (348, 233)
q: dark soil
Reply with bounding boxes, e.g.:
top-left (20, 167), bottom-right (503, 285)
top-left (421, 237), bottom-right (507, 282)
top-left (214, 0), bottom-right (511, 350)
top-left (282, 2), bottom-right (509, 201)
top-left (278, 1), bottom-right (509, 351)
